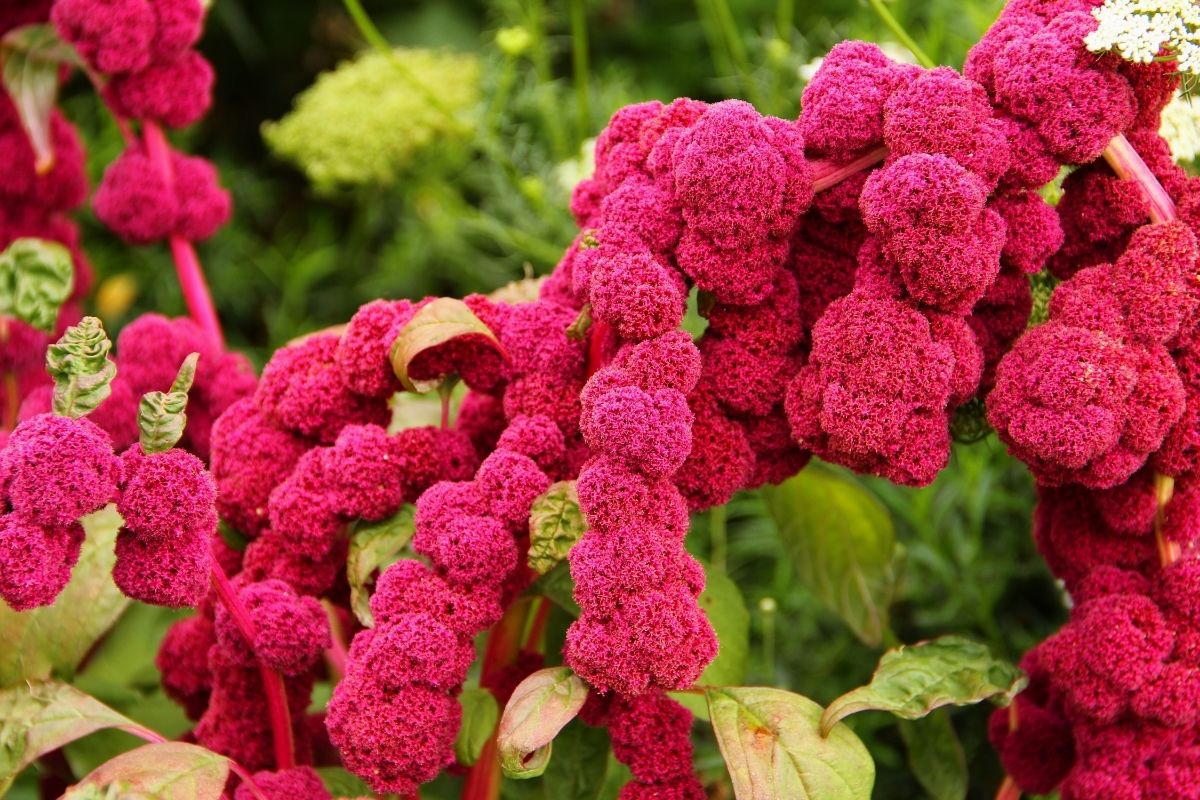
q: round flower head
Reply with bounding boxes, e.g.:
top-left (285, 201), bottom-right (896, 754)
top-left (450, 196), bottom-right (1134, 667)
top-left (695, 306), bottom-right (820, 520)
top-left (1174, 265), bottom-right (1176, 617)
top-left (233, 766), bottom-right (331, 800)
top-left (112, 525), bottom-right (210, 607)
top-left (991, 191), bottom-right (1064, 274)
top-left (4, 414), bottom-right (120, 527)
top-left (240, 527), bottom-right (346, 597)
top-left (473, 449), bottom-right (551, 529)
top-left (0, 515), bottom-right (84, 611)
top-left (256, 333), bottom-right (390, 444)
top-left (93, 146), bottom-right (177, 244)
top-left (499, 300), bottom-right (586, 377)
top-left (496, 414), bottom-right (567, 478)
top-left (414, 513), bottom-right (518, 588)
top-left (503, 372), bottom-right (586, 435)
top-left (577, 457), bottom-right (691, 536)
top-left (51, 0), bottom-right (155, 74)
top-left (608, 691), bottom-right (703, 788)
top-left (209, 398), bottom-right (311, 538)
top-left (581, 384), bottom-right (693, 479)
top-left (800, 40), bottom-right (917, 160)
top-left (323, 424), bottom-right (405, 521)
top-left (370, 559), bottom-right (503, 637)
top-left (0, 109), bottom-right (88, 212)
top-left (588, 250), bottom-right (686, 341)
top-left (674, 390), bottom-right (755, 510)
top-left (704, 269), bottom-right (805, 355)
top-left (611, 331), bottom-right (702, 395)
top-left (699, 335), bottom-right (801, 418)
top-left (393, 425), bottom-right (479, 498)
top-left (337, 299), bottom-right (418, 398)
top-left (171, 153), bottom-right (231, 240)
top-left (413, 480), bottom-right (487, 539)
top-left (109, 50), bottom-right (214, 128)
top-left (987, 653), bottom-right (1075, 794)
top-left (149, 0), bottom-right (204, 61)
top-left (157, 615), bottom-right (215, 719)
top-left (570, 527), bottom-right (705, 617)
top-left (118, 446), bottom-right (216, 541)
top-left (354, 613), bottom-right (475, 692)
top-left (214, 579), bottom-right (330, 675)
top-left (266, 452), bottom-right (344, 558)
top-left (455, 390), bottom-right (507, 456)
top-left (744, 410), bottom-right (811, 488)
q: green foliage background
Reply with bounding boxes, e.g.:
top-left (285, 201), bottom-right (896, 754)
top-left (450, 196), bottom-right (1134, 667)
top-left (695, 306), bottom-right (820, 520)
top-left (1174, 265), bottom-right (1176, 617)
top-left (10, 1), bottom-right (1076, 798)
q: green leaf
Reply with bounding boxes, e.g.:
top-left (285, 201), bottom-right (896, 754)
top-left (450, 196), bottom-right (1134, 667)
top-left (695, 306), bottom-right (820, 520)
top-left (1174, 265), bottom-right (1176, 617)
top-left (0, 505), bottom-right (129, 685)
top-left (0, 681), bottom-right (151, 795)
top-left (539, 721), bottom-right (612, 800)
top-left (527, 481), bottom-right (586, 575)
top-left (456, 687), bottom-right (499, 767)
top-left (65, 742), bottom-right (229, 799)
top-left (705, 687), bottom-right (874, 800)
top-left (498, 667), bottom-right (589, 779)
top-left (389, 296), bottom-right (504, 393)
top-left (761, 466), bottom-right (898, 646)
top-left (346, 506), bottom-right (415, 627)
top-left (533, 562), bottom-right (580, 617)
top-left (138, 353), bottom-right (199, 454)
top-left (820, 636), bottom-right (1027, 734)
top-left (0, 238), bottom-right (74, 333)
top-left (46, 316), bottom-right (117, 419)
top-left (898, 715), bottom-right (968, 800)
top-left (673, 562), bottom-right (749, 721)
top-left (315, 766), bottom-right (374, 797)
top-left (0, 25), bottom-right (82, 174)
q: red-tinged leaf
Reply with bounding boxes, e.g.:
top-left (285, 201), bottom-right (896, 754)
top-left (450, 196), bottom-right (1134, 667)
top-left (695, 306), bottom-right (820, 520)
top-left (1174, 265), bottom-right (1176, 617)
top-left (66, 742), bottom-right (229, 799)
top-left (0, 25), bottom-right (82, 174)
top-left (389, 297), bottom-right (505, 393)
top-left (705, 687), bottom-right (873, 800)
top-left (497, 667), bottom-right (589, 779)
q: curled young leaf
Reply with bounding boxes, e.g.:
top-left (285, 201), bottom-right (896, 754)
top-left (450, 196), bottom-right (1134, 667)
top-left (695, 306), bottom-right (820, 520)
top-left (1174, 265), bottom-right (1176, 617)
top-left (497, 666), bottom-right (589, 779)
top-left (819, 636), bottom-right (1027, 736)
top-left (389, 297), bottom-right (505, 393)
top-left (66, 742), bottom-right (229, 800)
top-left (346, 507), bottom-right (415, 627)
top-left (0, 238), bottom-right (74, 333)
top-left (455, 687), bottom-right (500, 767)
top-left (46, 316), bottom-right (117, 419)
top-left (137, 353), bottom-right (199, 454)
top-left (705, 686), bottom-right (874, 800)
top-left (0, 24), bottom-right (82, 174)
top-left (527, 481), bottom-right (586, 575)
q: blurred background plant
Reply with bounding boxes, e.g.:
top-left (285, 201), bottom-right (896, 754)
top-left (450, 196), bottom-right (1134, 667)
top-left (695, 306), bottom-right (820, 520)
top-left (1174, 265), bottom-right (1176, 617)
top-left (17, 0), bottom-right (1197, 797)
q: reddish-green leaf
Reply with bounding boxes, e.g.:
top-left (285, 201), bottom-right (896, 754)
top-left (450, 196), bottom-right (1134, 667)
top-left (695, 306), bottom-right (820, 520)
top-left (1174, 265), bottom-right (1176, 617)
top-left (0, 25), bottom-right (82, 173)
top-left (498, 667), bottom-right (589, 779)
top-left (389, 297), bottom-right (503, 393)
top-left (65, 742), bottom-right (229, 799)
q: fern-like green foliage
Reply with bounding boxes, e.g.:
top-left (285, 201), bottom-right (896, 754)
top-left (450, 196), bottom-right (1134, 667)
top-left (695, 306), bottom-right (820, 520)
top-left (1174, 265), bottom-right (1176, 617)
top-left (262, 48), bottom-right (480, 193)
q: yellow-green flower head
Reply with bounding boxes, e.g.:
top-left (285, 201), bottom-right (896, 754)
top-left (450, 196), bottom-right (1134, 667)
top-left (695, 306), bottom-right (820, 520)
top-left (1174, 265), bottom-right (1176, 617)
top-left (262, 48), bottom-right (479, 192)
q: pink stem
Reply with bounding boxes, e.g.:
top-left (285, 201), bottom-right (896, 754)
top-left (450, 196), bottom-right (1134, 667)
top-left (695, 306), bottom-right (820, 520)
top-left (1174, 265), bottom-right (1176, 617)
top-left (141, 121), bottom-right (226, 348)
top-left (322, 601), bottom-right (349, 682)
top-left (1102, 134), bottom-right (1177, 224)
top-left (209, 553), bottom-right (296, 771)
top-left (810, 146), bottom-right (888, 193)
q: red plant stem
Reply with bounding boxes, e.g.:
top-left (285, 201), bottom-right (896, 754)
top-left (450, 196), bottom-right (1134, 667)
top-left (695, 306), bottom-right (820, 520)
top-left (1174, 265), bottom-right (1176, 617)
top-left (3, 370), bottom-right (18, 432)
top-left (141, 121), bottom-right (226, 349)
top-left (322, 601), bottom-right (349, 682)
top-left (1102, 133), bottom-right (1177, 225)
top-left (521, 596), bottom-right (552, 656)
top-left (1102, 134), bottom-right (1181, 566)
top-left (208, 553), bottom-right (296, 770)
top-left (586, 319), bottom-right (611, 378)
top-left (810, 146), bottom-right (888, 193)
top-left (441, 385), bottom-right (453, 430)
top-left (995, 776), bottom-right (1022, 800)
top-left (461, 597), bottom-right (535, 800)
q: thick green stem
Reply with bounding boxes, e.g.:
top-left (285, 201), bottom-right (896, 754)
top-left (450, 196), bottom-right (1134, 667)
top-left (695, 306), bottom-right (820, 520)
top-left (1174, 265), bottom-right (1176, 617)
top-left (864, 0), bottom-right (935, 68)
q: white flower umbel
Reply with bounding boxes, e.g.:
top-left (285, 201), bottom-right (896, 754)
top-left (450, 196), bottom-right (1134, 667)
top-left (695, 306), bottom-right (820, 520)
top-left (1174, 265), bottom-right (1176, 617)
top-left (1160, 89), bottom-right (1200, 161)
top-left (1085, 0), bottom-right (1200, 75)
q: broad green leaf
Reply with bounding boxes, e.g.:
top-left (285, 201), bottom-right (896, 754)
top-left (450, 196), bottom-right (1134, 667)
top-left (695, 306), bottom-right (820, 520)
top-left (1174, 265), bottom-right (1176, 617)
top-left (138, 353), bottom-right (199, 454)
top-left (46, 316), bottom-right (117, 419)
top-left (898, 715), bottom-right (968, 800)
top-left (540, 721), bottom-right (612, 800)
top-left (0, 505), bottom-right (129, 685)
top-left (389, 297), bottom-right (504, 393)
top-left (315, 766), bottom-right (374, 797)
top-left (0, 238), bottom-right (73, 333)
top-left (528, 481), bottom-right (586, 575)
top-left (63, 689), bottom-right (190, 780)
top-left (820, 636), bottom-right (1027, 734)
top-left (761, 466), bottom-right (897, 646)
top-left (674, 563), bottom-right (749, 721)
top-left (65, 742), bottom-right (228, 799)
top-left (498, 667), bottom-right (589, 779)
top-left (705, 686), bottom-right (874, 800)
top-left (0, 25), bottom-right (82, 174)
top-left (456, 687), bottom-right (499, 767)
top-left (0, 681), bottom-right (151, 794)
top-left (347, 507), bottom-right (415, 627)
top-left (534, 562), bottom-right (580, 617)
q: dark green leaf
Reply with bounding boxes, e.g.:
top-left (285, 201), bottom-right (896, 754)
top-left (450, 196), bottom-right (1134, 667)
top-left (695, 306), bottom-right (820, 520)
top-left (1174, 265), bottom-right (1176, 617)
top-left (898, 715), bottom-right (968, 800)
top-left (347, 507), bottom-right (415, 627)
top-left (761, 466), bottom-right (898, 646)
top-left (527, 481), bottom-right (585, 575)
top-left (0, 506), bottom-right (128, 685)
top-left (540, 721), bottom-right (612, 800)
top-left (498, 667), bottom-right (588, 779)
top-left (705, 686), bottom-right (874, 800)
top-left (65, 742), bottom-right (228, 799)
top-left (46, 316), bottom-right (117, 419)
top-left (315, 766), bottom-right (374, 797)
top-left (0, 25), bottom-right (81, 174)
top-left (0, 238), bottom-right (74, 333)
top-left (533, 562), bottom-right (580, 617)
top-left (456, 687), bottom-right (499, 767)
top-left (820, 636), bottom-right (1027, 734)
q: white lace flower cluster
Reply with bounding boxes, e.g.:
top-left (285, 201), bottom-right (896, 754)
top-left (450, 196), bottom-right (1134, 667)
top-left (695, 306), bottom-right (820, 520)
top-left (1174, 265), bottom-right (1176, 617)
top-left (1161, 89), bottom-right (1200, 161)
top-left (1085, 0), bottom-right (1200, 75)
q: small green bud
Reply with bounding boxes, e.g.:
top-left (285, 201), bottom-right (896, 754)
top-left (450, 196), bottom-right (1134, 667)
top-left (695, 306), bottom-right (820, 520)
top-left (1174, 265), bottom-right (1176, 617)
top-left (496, 26), bottom-right (533, 58)
top-left (0, 237), bottom-right (74, 333)
top-left (138, 353), bottom-right (199, 454)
